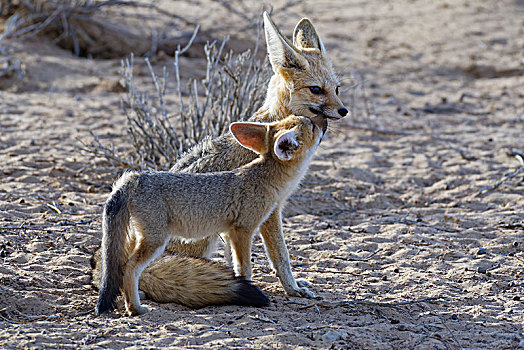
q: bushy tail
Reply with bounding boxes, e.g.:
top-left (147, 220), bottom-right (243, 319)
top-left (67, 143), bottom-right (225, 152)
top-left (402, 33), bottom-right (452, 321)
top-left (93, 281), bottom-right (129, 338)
top-left (95, 172), bottom-right (137, 315)
top-left (92, 251), bottom-right (269, 309)
top-left (139, 254), bottom-right (269, 308)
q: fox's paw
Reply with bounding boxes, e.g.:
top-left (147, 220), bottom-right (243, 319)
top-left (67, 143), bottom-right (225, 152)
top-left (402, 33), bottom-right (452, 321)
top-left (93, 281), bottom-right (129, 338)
top-left (296, 286), bottom-right (316, 298)
top-left (286, 283), bottom-right (316, 298)
top-left (296, 278), bottom-right (313, 288)
top-left (127, 305), bottom-right (149, 316)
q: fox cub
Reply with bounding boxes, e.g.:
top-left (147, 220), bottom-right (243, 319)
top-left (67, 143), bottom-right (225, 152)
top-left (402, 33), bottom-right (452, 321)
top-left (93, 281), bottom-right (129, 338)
top-left (96, 115), bottom-right (327, 316)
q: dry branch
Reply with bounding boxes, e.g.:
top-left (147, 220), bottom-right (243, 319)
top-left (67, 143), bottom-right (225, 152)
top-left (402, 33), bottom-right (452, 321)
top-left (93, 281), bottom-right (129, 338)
top-left (477, 152), bottom-right (524, 196)
top-left (0, 219), bottom-right (93, 230)
top-left (298, 296), bottom-right (446, 310)
top-left (332, 248), bottom-right (383, 262)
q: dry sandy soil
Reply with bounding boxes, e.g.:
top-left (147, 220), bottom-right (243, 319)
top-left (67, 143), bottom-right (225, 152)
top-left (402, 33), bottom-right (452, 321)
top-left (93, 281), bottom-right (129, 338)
top-left (1, 0), bottom-right (523, 349)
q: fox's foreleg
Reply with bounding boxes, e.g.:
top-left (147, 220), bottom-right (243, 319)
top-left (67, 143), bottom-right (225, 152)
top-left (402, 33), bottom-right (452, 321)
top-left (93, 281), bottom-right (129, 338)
top-left (259, 207), bottom-right (316, 298)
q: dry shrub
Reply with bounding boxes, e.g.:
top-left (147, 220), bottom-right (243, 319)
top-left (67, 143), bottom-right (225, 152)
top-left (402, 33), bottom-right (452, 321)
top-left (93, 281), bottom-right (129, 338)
top-left (1, 2), bottom-right (294, 169)
top-left (83, 27), bottom-right (271, 170)
top-left (0, 0), bottom-right (200, 58)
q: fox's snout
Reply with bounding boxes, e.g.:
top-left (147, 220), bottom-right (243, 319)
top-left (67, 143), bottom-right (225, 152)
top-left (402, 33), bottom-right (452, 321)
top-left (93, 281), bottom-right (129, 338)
top-left (309, 101), bottom-right (349, 120)
top-left (326, 94), bottom-right (349, 119)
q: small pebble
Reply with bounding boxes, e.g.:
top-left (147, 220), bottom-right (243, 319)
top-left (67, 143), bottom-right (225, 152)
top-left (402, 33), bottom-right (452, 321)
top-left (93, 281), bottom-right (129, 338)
top-left (477, 248), bottom-right (489, 255)
top-left (477, 266), bottom-right (488, 274)
top-left (513, 242), bottom-right (519, 247)
top-left (513, 296), bottom-right (520, 301)
top-left (397, 325), bottom-right (408, 331)
top-left (319, 329), bottom-right (348, 342)
top-left (450, 314), bottom-right (458, 320)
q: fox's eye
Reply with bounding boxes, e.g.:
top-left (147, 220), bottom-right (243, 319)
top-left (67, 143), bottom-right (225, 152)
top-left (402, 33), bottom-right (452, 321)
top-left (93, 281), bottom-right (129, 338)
top-left (308, 86), bottom-right (324, 95)
top-left (335, 86), bottom-right (340, 95)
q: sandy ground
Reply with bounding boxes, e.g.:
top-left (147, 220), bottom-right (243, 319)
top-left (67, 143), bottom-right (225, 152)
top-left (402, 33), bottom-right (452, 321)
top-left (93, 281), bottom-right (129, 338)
top-left (1, 0), bottom-right (523, 349)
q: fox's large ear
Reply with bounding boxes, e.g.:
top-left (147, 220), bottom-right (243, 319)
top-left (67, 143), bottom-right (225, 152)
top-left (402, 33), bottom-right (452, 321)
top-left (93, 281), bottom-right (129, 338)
top-left (230, 122), bottom-right (268, 155)
top-left (293, 18), bottom-right (326, 54)
top-left (274, 130), bottom-right (299, 161)
top-left (263, 12), bottom-right (308, 71)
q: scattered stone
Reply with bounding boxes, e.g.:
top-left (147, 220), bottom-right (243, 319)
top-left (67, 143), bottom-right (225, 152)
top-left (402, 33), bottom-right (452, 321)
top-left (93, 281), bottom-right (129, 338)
top-left (476, 248), bottom-right (489, 255)
top-left (477, 266), bottom-right (488, 274)
top-left (317, 329), bottom-right (348, 342)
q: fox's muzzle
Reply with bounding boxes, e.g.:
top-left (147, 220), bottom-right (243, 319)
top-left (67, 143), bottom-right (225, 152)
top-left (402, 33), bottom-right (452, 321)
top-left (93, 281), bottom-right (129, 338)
top-left (309, 106), bottom-right (348, 121)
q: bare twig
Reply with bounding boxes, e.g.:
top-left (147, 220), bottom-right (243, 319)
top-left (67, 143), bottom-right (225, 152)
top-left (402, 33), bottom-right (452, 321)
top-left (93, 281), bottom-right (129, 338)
top-left (427, 121), bottom-right (476, 161)
top-left (476, 153), bottom-right (524, 196)
top-left (333, 248), bottom-right (383, 262)
top-left (429, 306), bottom-right (462, 349)
top-left (397, 215), bottom-right (460, 233)
top-left (79, 133), bottom-right (143, 170)
top-left (299, 269), bottom-right (359, 275)
top-left (0, 219), bottom-right (93, 230)
top-left (298, 296), bottom-right (446, 310)
top-left (249, 314), bottom-right (277, 324)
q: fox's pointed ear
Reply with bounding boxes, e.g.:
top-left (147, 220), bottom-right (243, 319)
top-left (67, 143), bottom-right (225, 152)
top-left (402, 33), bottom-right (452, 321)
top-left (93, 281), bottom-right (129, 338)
top-left (263, 12), bottom-right (308, 71)
top-left (293, 18), bottom-right (326, 54)
top-left (230, 122), bottom-right (268, 155)
top-left (274, 130), bottom-right (299, 161)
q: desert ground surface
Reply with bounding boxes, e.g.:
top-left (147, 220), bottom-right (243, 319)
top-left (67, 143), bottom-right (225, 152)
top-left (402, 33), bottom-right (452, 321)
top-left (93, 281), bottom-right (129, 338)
top-left (1, 0), bottom-right (523, 349)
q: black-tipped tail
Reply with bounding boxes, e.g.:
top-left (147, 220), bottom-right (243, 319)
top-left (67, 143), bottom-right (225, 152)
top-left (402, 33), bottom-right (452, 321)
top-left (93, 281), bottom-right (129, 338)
top-left (231, 278), bottom-right (270, 307)
top-left (96, 285), bottom-right (120, 315)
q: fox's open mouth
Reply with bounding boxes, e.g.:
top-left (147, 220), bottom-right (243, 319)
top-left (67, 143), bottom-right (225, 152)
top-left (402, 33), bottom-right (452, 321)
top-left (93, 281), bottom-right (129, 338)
top-left (308, 107), bottom-right (338, 121)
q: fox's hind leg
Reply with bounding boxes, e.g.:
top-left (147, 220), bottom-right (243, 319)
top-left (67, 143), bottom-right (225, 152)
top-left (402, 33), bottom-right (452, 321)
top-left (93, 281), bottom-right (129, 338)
top-left (122, 233), bottom-right (169, 316)
top-left (228, 227), bottom-right (253, 280)
top-left (222, 233), bottom-right (233, 267)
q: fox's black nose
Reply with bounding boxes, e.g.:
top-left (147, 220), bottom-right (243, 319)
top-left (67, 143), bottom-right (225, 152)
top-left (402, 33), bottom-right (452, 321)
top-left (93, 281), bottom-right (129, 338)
top-left (338, 108), bottom-right (348, 117)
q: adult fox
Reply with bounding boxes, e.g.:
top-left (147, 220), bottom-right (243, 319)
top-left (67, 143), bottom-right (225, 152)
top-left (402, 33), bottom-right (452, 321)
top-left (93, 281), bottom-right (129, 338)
top-left (92, 12), bottom-right (347, 308)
